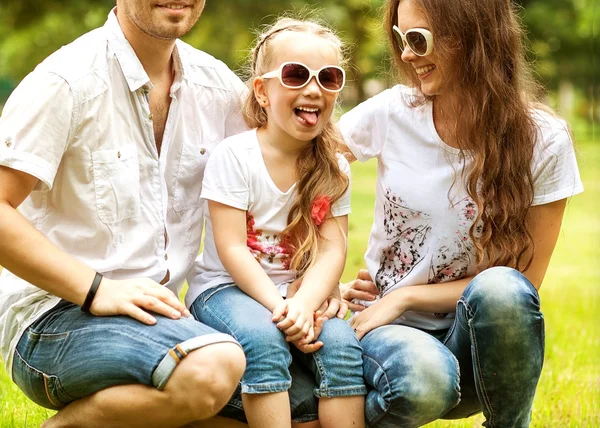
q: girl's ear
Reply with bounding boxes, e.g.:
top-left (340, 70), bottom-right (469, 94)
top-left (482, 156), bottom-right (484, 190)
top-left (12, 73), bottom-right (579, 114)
top-left (253, 77), bottom-right (270, 107)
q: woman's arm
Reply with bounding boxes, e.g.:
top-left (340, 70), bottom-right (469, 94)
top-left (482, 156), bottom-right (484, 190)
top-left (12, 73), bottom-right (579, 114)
top-left (348, 199), bottom-right (567, 339)
top-left (208, 200), bottom-right (284, 312)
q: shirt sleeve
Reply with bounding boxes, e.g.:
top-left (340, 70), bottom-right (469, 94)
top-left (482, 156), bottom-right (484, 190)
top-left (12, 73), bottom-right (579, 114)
top-left (331, 154), bottom-right (352, 217)
top-left (201, 138), bottom-right (250, 210)
top-left (0, 71), bottom-right (74, 191)
top-left (530, 112), bottom-right (584, 206)
top-left (338, 88), bottom-right (394, 162)
top-left (223, 67), bottom-right (250, 138)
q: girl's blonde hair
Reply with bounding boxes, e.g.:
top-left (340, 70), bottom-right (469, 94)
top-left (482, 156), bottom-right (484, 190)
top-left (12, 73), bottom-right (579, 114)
top-left (245, 17), bottom-right (349, 277)
top-left (385, 0), bottom-right (546, 272)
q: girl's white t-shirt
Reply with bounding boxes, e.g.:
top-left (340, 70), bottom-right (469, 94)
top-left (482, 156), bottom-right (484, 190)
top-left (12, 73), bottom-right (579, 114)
top-left (339, 85), bottom-right (584, 330)
top-left (186, 129), bottom-right (352, 308)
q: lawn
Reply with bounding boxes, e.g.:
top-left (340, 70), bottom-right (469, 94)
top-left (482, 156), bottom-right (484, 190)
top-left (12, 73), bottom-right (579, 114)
top-left (0, 128), bottom-right (598, 427)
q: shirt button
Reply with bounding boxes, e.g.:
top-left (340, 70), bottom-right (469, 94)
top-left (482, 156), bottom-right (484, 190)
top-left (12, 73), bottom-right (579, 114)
top-left (5, 137), bottom-right (12, 148)
top-left (164, 253), bottom-right (168, 261)
top-left (148, 113), bottom-right (153, 120)
top-left (117, 151), bottom-right (121, 159)
top-left (199, 147), bottom-right (207, 155)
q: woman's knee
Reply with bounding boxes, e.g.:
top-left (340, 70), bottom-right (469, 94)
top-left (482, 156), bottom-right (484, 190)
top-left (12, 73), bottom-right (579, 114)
top-left (362, 326), bottom-right (460, 425)
top-left (463, 266), bottom-right (541, 321)
top-left (166, 342), bottom-right (246, 419)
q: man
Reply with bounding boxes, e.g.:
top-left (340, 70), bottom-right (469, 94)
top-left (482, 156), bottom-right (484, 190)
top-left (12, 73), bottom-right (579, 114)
top-left (0, 1), bottom-right (249, 426)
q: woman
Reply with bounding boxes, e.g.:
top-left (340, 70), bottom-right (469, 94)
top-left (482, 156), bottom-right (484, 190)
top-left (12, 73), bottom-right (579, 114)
top-left (338, 0), bottom-right (583, 426)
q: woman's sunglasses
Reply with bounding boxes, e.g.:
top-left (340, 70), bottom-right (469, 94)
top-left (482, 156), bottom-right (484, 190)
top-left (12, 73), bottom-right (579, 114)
top-left (392, 25), bottom-right (434, 57)
top-left (260, 62), bottom-right (346, 93)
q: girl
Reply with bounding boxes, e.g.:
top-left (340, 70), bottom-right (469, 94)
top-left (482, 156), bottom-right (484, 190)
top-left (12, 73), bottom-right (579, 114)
top-left (339, 0), bottom-right (583, 427)
top-left (186, 18), bottom-right (366, 428)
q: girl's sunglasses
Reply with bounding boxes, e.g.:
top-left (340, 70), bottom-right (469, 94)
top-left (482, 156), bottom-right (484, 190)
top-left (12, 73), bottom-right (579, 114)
top-left (392, 25), bottom-right (434, 57)
top-left (261, 62), bottom-right (346, 93)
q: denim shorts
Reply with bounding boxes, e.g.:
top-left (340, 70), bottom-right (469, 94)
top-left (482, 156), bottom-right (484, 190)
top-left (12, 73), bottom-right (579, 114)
top-left (191, 283), bottom-right (366, 400)
top-left (12, 300), bottom-right (238, 410)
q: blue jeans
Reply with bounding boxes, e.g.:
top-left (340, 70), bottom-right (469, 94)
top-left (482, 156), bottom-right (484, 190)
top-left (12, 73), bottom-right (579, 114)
top-left (256, 267), bottom-right (544, 427)
top-left (12, 300), bottom-right (238, 409)
top-left (191, 284), bottom-right (366, 421)
top-left (362, 267), bottom-right (545, 427)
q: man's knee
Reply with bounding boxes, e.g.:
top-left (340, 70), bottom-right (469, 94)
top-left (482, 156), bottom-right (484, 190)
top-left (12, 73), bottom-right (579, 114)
top-left (166, 342), bottom-right (246, 419)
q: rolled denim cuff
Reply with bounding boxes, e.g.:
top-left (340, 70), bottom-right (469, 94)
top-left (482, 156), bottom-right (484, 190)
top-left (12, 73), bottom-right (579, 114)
top-left (152, 333), bottom-right (240, 390)
top-left (241, 380), bottom-right (292, 394)
top-left (314, 384), bottom-right (368, 398)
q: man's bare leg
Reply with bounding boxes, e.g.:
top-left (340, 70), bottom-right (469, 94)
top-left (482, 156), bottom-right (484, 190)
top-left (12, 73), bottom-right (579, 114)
top-left (42, 343), bottom-right (245, 428)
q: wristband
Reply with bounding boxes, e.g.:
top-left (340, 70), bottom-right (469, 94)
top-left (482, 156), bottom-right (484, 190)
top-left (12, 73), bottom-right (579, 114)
top-left (81, 272), bottom-right (103, 313)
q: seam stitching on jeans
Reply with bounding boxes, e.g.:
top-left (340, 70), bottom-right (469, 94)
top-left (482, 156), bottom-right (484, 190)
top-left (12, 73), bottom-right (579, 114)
top-left (469, 319), bottom-right (495, 426)
top-left (43, 374), bottom-right (62, 408)
top-left (311, 351), bottom-right (328, 396)
top-left (362, 353), bottom-right (391, 425)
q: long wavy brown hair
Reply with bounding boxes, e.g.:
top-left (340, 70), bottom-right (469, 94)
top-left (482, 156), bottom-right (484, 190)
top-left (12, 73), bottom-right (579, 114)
top-left (385, 0), bottom-right (544, 271)
top-left (244, 18), bottom-right (350, 276)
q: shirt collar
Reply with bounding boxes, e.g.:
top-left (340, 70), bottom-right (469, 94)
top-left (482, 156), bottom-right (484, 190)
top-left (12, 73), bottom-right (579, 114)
top-left (104, 8), bottom-right (184, 93)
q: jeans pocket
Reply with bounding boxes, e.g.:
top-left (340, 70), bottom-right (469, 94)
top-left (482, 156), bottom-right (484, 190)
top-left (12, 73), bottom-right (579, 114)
top-left (92, 145), bottom-right (140, 224)
top-left (13, 348), bottom-right (74, 410)
top-left (201, 283), bottom-right (236, 305)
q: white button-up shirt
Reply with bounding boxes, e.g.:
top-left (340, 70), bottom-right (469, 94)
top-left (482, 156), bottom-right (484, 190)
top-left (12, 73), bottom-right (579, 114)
top-left (0, 10), bottom-right (248, 376)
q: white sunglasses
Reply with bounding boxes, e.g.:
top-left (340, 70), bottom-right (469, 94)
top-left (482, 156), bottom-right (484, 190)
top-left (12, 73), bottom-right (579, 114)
top-left (392, 25), bottom-right (434, 57)
top-left (261, 61), bottom-right (346, 93)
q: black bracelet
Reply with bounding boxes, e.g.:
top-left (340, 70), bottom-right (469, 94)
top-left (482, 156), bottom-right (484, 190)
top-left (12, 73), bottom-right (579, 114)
top-left (81, 272), bottom-right (103, 313)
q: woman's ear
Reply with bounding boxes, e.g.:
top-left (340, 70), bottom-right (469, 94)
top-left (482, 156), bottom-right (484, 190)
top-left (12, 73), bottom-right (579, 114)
top-left (253, 77), bottom-right (270, 107)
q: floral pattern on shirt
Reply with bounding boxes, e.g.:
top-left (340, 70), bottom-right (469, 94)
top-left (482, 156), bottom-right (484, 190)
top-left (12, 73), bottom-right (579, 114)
top-left (428, 197), bottom-right (481, 284)
top-left (246, 213), bottom-right (292, 270)
top-left (375, 188), bottom-right (431, 295)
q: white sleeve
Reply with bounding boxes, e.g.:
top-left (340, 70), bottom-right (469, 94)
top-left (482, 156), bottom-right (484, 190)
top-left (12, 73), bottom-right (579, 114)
top-left (531, 113), bottom-right (584, 206)
top-left (0, 71), bottom-right (74, 191)
top-left (222, 66), bottom-right (250, 138)
top-left (201, 139), bottom-right (250, 210)
top-left (338, 88), bottom-right (394, 162)
top-left (331, 154), bottom-right (352, 217)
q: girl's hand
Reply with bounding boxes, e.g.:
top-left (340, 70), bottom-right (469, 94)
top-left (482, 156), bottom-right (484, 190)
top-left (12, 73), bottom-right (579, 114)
top-left (349, 293), bottom-right (407, 340)
top-left (272, 297), bottom-right (315, 343)
top-left (341, 269), bottom-right (379, 311)
top-left (292, 315), bottom-right (324, 354)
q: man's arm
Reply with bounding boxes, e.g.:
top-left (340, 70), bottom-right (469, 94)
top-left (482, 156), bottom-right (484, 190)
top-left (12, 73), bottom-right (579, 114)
top-left (0, 166), bottom-right (188, 324)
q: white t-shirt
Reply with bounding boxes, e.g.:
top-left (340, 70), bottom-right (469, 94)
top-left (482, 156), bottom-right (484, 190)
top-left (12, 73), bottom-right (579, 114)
top-left (186, 129), bottom-right (352, 308)
top-left (339, 85), bottom-right (584, 330)
top-left (0, 10), bottom-right (247, 376)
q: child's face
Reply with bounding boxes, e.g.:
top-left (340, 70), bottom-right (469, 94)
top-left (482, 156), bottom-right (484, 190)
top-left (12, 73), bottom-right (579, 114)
top-left (256, 32), bottom-right (340, 144)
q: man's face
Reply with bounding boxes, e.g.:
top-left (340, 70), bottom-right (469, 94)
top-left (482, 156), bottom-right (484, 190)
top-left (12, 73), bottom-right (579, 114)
top-left (118, 0), bottom-right (206, 40)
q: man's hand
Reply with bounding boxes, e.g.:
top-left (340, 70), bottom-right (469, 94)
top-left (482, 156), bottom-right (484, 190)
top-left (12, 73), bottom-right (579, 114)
top-left (91, 277), bottom-right (190, 325)
top-left (340, 269), bottom-right (378, 311)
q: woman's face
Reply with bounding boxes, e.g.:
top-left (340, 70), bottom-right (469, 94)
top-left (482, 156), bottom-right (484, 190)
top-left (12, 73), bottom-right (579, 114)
top-left (396, 0), bottom-right (446, 96)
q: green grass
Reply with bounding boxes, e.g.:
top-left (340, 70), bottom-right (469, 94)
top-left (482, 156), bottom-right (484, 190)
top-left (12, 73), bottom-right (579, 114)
top-left (1, 130), bottom-right (598, 427)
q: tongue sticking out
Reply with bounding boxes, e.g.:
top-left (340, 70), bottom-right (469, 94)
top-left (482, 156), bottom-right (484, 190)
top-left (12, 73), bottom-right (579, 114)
top-left (296, 110), bottom-right (318, 126)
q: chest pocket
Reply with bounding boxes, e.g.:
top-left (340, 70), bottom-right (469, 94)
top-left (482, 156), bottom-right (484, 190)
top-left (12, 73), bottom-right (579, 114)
top-left (92, 146), bottom-right (141, 224)
top-left (173, 140), bottom-right (214, 212)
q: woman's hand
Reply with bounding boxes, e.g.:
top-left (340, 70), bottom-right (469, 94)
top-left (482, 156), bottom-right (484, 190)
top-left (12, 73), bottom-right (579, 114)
top-left (272, 297), bottom-right (315, 343)
top-left (341, 269), bottom-right (379, 311)
top-left (349, 291), bottom-right (407, 340)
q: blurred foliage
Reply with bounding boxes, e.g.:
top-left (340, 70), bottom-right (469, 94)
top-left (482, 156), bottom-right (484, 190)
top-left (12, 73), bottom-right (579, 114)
top-left (0, 0), bottom-right (597, 109)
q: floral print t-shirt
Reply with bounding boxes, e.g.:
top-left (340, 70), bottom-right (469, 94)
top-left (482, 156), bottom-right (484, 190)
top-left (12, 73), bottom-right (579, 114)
top-left (185, 129), bottom-right (352, 308)
top-left (339, 85), bottom-right (583, 330)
